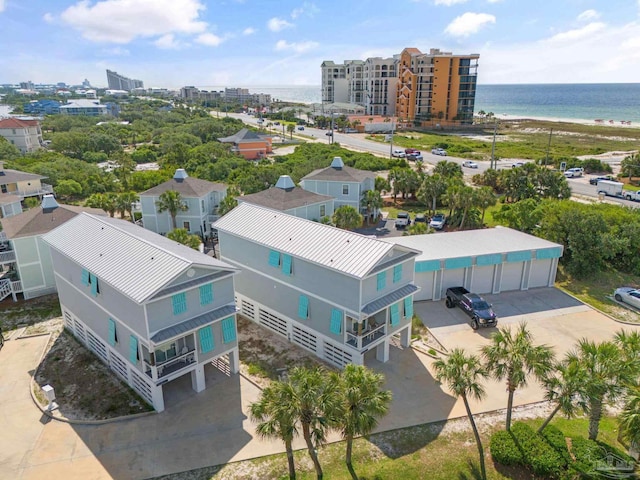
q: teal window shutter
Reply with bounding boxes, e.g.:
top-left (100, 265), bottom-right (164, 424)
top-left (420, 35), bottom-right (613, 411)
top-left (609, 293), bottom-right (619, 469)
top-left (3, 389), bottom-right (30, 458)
top-left (298, 295), bottom-right (309, 319)
top-left (129, 335), bottom-right (138, 363)
top-left (390, 303), bottom-right (400, 326)
top-left (172, 292), bottom-right (187, 315)
top-left (376, 272), bottom-right (386, 291)
top-left (393, 264), bottom-right (403, 283)
top-left (268, 249), bottom-right (280, 267)
top-left (198, 326), bottom-right (214, 353)
top-left (330, 309), bottom-right (342, 335)
top-left (108, 318), bottom-right (117, 346)
top-left (81, 269), bottom-right (90, 286)
top-left (199, 283), bottom-right (214, 305)
top-left (281, 254), bottom-right (292, 276)
top-left (404, 297), bottom-right (413, 319)
top-left (90, 274), bottom-right (99, 297)
top-left (222, 317), bottom-right (237, 343)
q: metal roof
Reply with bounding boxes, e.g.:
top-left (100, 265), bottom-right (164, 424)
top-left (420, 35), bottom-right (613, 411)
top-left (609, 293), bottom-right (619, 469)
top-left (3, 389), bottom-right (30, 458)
top-left (150, 304), bottom-right (237, 344)
top-left (214, 203), bottom-right (418, 279)
top-left (383, 226), bottom-right (563, 262)
top-left (1, 203), bottom-right (105, 239)
top-left (239, 186), bottom-right (333, 212)
top-left (362, 284), bottom-right (419, 315)
top-left (42, 213), bottom-right (238, 304)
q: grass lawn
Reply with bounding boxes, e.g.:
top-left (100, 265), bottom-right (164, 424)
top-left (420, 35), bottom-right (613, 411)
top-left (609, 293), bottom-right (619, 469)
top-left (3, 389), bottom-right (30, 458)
top-left (154, 415), bottom-right (630, 480)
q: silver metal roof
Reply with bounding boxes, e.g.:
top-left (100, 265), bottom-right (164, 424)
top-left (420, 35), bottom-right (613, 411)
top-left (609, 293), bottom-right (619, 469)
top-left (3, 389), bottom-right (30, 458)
top-left (383, 226), bottom-right (563, 262)
top-left (362, 284), bottom-right (419, 315)
top-left (214, 203), bottom-right (416, 279)
top-left (42, 213), bottom-right (238, 304)
top-left (150, 304), bottom-right (237, 344)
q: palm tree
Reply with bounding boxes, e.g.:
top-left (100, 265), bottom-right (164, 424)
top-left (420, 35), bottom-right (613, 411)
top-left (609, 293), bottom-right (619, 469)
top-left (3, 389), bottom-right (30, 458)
top-left (250, 381), bottom-right (299, 480)
top-left (156, 190), bottom-right (188, 229)
top-left (537, 356), bottom-right (589, 433)
top-left (287, 123), bottom-right (295, 139)
top-left (332, 205), bottom-right (363, 230)
top-left (482, 322), bottom-right (554, 431)
top-left (360, 190), bottom-right (383, 225)
top-left (167, 228), bottom-right (201, 250)
top-left (338, 365), bottom-right (392, 480)
top-left (434, 349), bottom-right (489, 480)
top-left (613, 330), bottom-right (640, 375)
top-left (417, 173), bottom-right (447, 216)
top-left (86, 192), bottom-right (118, 217)
top-left (117, 192), bottom-right (139, 223)
top-left (433, 160), bottom-right (463, 180)
top-left (569, 339), bottom-right (630, 440)
top-left (473, 186), bottom-right (497, 226)
top-left (407, 222), bottom-right (428, 235)
top-left (287, 366), bottom-right (341, 480)
top-left (619, 385), bottom-right (640, 451)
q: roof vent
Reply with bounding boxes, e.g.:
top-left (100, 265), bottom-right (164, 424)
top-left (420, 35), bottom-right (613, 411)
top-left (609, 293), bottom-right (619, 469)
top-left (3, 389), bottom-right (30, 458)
top-left (173, 169), bottom-right (189, 182)
top-left (330, 157), bottom-right (344, 169)
top-left (275, 175), bottom-right (295, 191)
top-left (41, 194), bottom-right (60, 213)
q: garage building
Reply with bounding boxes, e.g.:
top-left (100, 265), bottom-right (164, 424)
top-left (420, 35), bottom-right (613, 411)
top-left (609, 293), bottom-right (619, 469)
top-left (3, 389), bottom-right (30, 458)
top-left (384, 227), bottom-right (563, 301)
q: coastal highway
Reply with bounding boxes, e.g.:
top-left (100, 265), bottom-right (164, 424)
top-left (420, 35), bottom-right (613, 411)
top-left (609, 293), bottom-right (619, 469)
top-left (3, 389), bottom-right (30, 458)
top-left (220, 112), bottom-right (638, 207)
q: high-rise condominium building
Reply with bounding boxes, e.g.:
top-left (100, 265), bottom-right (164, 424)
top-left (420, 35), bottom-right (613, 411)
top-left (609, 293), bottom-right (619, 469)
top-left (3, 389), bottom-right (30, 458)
top-left (106, 69), bottom-right (144, 91)
top-left (321, 48), bottom-right (478, 123)
top-left (396, 48), bottom-right (479, 124)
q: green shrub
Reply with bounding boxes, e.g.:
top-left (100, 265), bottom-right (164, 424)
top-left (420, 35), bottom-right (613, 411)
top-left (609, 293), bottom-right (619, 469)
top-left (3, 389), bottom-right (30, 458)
top-left (511, 422), bottom-right (566, 478)
top-left (540, 425), bottom-right (572, 464)
top-left (569, 436), bottom-right (636, 479)
top-left (490, 430), bottom-right (524, 466)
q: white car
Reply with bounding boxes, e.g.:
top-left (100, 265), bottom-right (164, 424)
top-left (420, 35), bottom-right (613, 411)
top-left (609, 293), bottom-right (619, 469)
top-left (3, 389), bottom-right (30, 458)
top-left (431, 148), bottom-right (447, 156)
top-left (614, 287), bottom-right (640, 309)
top-left (392, 149), bottom-right (406, 158)
top-left (462, 160), bottom-right (478, 168)
top-left (512, 161), bottom-right (525, 168)
top-left (429, 213), bottom-right (446, 230)
top-left (563, 167), bottom-right (584, 178)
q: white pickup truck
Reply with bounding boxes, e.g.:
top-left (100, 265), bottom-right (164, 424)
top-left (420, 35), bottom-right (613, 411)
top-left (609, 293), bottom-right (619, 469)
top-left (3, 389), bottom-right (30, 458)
top-left (624, 190), bottom-right (640, 202)
top-left (596, 180), bottom-right (640, 201)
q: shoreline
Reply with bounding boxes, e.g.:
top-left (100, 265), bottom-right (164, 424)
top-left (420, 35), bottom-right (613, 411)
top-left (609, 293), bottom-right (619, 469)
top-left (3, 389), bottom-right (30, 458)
top-left (484, 113), bottom-right (639, 128)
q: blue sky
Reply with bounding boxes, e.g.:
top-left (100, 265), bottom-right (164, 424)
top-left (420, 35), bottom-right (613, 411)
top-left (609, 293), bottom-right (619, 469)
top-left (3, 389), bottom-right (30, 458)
top-left (1, 0), bottom-right (639, 87)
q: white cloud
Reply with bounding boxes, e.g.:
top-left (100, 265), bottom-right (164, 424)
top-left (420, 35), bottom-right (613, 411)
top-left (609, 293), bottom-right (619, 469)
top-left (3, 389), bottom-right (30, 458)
top-left (275, 39), bottom-right (319, 53)
top-left (43, 12), bottom-right (55, 23)
top-left (101, 46), bottom-right (130, 56)
top-left (242, 27), bottom-right (256, 36)
top-left (0, 0), bottom-right (5, 13)
top-left (154, 34), bottom-right (183, 49)
top-left (434, 0), bottom-right (468, 5)
top-left (196, 32), bottom-right (224, 46)
top-left (486, 0), bottom-right (503, 3)
top-left (267, 17), bottom-right (293, 32)
top-left (59, 0), bottom-right (207, 44)
top-left (445, 12), bottom-right (495, 37)
top-left (577, 9), bottom-right (600, 22)
top-left (547, 22), bottom-right (606, 43)
top-left (291, 2), bottom-right (318, 19)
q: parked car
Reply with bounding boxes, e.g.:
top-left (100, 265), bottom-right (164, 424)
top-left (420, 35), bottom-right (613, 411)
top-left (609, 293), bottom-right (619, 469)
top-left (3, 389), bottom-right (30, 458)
top-left (395, 211), bottom-right (411, 229)
top-left (297, 126), bottom-right (304, 131)
top-left (392, 149), bottom-right (406, 158)
top-left (462, 160), bottom-right (478, 168)
top-left (407, 153), bottom-right (424, 162)
top-left (564, 167), bottom-right (584, 178)
top-left (429, 213), bottom-right (446, 230)
top-left (431, 148), bottom-right (447, 156)
top-left (614, 287), bottom-right (640, 309)
top-left (325, 131), bottom-right (333, 136)
top-left (414, 213), bottom-right (427, 223)
top-left (274, 121), bottom-right (280, 125)
top-left (445, 286), bottom-right (497, 330)
top-left (589, 175), bottom-right (614, 185)
top-left (512, 161), bottom-right (526, 168)
top-left (405, 148), bottom-right (421, 155)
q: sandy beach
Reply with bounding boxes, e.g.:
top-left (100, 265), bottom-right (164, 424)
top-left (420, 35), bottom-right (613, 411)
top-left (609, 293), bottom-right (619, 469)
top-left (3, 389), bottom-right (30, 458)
top-left (492, 112), bottom-right (638, 128)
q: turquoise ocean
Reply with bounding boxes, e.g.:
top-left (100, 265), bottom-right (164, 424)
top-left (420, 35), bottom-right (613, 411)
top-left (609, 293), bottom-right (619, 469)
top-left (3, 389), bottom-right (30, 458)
top-left (202, 83), bottom-right (640, 124)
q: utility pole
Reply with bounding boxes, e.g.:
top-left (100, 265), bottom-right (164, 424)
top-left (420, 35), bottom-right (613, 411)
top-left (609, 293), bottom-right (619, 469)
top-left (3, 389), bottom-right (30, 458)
top-left (389, 119), bottom-right (395, 159)
top-left (490, 121), bottom-right (497, 169)
top-left (544, 128), bottom-right (553, 166)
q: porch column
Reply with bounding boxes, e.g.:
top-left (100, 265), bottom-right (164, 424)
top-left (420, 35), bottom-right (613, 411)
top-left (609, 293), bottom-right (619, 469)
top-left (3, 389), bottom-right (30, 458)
top-left (229, 348), bottom-right (240, 374)
top-left (376, 338), bottom-right (389, 363)
top-left (191, 364), bottom-right (206, 392)
top-left (399, 324), bottom-right (411, 348)
top-left (151, 385), bottom-right (165, 413)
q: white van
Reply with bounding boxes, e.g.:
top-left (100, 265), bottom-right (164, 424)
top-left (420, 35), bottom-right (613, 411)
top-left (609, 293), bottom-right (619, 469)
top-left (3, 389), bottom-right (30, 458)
top-left (564, 167), bottom-right (584, 178)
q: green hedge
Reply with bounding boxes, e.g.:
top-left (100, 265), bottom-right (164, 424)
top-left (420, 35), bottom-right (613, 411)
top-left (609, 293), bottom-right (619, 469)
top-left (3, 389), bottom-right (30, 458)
top-left (569, 436), bottom-right (636, 479)
top-left (490, 430), bottom-right (524, 466)
top-left (510, 423), bottom-right (566, 478)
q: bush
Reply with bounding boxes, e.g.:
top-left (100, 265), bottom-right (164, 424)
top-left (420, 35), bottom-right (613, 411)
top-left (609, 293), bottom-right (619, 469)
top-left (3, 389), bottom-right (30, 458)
top-left (511, 422), bottom-right (566, 478)
top-left (490, 430), bottom-right (524, 466)
top-left (539, 425), bottom-right (572, 464)
top-left (569, 436), bottom-right (636, 479)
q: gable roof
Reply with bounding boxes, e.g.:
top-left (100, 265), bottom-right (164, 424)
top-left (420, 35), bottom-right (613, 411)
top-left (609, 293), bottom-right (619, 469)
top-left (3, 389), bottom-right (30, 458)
top-left (0, 193), bottom-right (22, 205)
top-left (0, 118), bottom-right (40, 129)
top-left (140, 176), bottom-right (226, 197)
top-left (218, 128), bottom-right (269, 144)
top-left (42, 213), bottom-right (238, 304)
top-left (239, 186), bottom-right (332, 212)
top-left (1, 203), bottom-right (105, 239)
top-left (214, 203), bottom-right (419, 279)
top-left (0, 168), bottom-right (46, 185)
top-left (301, 159), bottom-right (376, 183)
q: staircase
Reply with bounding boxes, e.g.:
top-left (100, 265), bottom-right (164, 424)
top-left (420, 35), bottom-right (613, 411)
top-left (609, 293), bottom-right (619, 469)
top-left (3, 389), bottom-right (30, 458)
top-left (0, 279), bottom-right (11, 302)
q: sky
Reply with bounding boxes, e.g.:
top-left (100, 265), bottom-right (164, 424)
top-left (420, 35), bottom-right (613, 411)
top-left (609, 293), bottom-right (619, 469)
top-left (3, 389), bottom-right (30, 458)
top-left (1, 0), bottom-right (640, 87)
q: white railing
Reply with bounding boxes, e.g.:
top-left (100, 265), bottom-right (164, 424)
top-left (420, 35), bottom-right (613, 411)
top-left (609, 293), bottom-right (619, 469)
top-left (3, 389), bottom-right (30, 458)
top-left (0, 279), bottom-right (11, 301)
top-left (346, 323), bottom-right (386, 350)
top-left (0, 250), bottom-right (16, 263)
top-left (0, 232), bottom-right (7, 241)
top-left (11, 280), bottom-right (22, 293)
top-left (16, 183), bottom-right (54, 198)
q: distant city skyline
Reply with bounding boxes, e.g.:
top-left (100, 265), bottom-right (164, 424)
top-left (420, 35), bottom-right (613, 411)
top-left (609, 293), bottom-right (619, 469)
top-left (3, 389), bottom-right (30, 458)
top-left (1, 1), bottom-right (639, 87)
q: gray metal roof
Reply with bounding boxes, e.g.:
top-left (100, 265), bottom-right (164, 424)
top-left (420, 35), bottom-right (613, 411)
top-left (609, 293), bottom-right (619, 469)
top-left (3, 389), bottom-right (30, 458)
top-left (301, 161), bottom-right (376, 183)
top-left (383, 226), bottom-right (563, 262)
top-left (42, 213), bottom-right (238, 304)
top-left (139, 175), bottom-right (226, 197)
top-left (362, 284), bottom-right (419, 315)
top-left (149, 270), bottom-right (230, 300)
top-left (214, 203), bottom-right (418, 279)
top-left (150, 304), bottom-right (236, 344)
top-left (239, 186), bottom-right (333, 212)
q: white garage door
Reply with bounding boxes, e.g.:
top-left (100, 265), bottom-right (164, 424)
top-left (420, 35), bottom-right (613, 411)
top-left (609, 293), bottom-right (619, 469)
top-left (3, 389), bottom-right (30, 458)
top-left (441, 268), bottom-right (466, 297)
top-left (471, 265), bottom-right (495, 294)
top-left (415, 271), bottom-right (435, 301)
top-left (529, 259), bottom-right (552, 288)
top-left (501, 262), bottom-right (524, 291)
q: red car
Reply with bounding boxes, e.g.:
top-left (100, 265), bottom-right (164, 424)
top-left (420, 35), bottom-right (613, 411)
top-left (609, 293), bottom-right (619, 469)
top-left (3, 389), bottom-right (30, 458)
top-left (405, 148), bottom-right (420, 155)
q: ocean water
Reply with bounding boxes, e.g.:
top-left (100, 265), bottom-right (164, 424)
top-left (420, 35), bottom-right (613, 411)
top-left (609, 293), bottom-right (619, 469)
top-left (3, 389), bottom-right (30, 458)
top-left (205, 83), bottom-right (640, 124)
